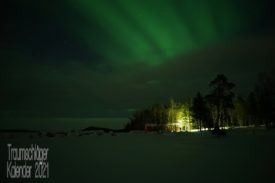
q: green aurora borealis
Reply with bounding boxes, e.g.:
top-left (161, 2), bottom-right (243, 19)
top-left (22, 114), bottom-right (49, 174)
top-left (1, 0), bottom-right (275, 118)
top-left (67, 0), bottom-right (266, 65)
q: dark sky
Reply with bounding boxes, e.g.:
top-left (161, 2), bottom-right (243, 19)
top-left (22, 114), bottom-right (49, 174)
top-left (1, 0), bottom-right (275, 118)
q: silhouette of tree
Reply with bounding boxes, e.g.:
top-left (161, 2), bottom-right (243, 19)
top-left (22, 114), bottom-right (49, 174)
top-left (167, 98), bottom-right (180, 124)
top-left (231, 96), bottom-right (247, 127)
top-left (246, 92), bottom-right (260, 126)
top-left (151, 104), bottom-right (167, 125)
top-left (125, 71), bottom-right (275, 131)
top-left (206, 74), bottom-right (235, 128)
top-left (254, 70), bottom-right (275, 127)
top-left (191, 92), bottom-right (212, 131)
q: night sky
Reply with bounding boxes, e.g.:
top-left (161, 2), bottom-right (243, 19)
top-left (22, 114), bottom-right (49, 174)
top-left (1, 0), bottom-right (275, 118)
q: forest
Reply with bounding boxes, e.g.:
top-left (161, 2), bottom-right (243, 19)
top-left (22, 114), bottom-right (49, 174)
top-left (126, 70), bottom-right (275, 132)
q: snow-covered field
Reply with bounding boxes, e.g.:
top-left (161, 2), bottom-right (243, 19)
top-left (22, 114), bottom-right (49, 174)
top-left (1, 128), bottom-right (275, 183)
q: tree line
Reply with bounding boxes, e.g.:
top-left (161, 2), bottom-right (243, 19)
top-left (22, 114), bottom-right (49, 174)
top-left (126, 70), bottom-right (275, 131)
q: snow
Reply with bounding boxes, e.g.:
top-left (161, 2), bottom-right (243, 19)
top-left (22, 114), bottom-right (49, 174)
top-left (0, 128), bottom-right (275, 182)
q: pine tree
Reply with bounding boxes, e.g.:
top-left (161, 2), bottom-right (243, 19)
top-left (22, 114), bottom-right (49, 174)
top-left (206, 74), bottom-right (235, 128)
top-left (191, 92), bottom-right (212, 131)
